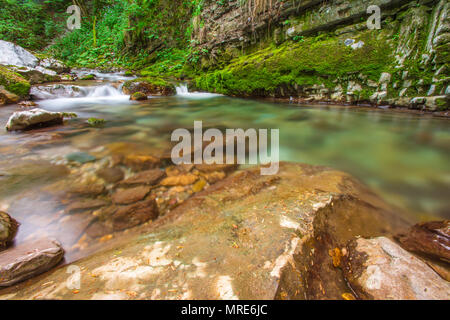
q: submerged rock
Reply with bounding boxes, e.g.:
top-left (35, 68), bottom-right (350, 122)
top-left (0, 237), bottom-right (64, 287)
top-left (342, 237), bottom-right (450, 300)
top-left (3, 162), bottom-right (422, 300)
top-left (0, 212), bottom-right (19, 249)
top-left (96, 167), bottom-right (125, 184)
top-left (6, 108), bottom-right (64, 131)
top-left (112, 186), bottom-right (152, 205)
top-left (119, 169), bottom-right (165, 186)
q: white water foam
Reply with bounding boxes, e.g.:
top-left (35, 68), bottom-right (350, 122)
top-left (175, 84), bottom-right (221, 99)
top-left (36, 84), bottom-right (131, 110)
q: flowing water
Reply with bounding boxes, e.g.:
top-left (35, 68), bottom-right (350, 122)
top-left (0, 76), bottom-right (449, 261)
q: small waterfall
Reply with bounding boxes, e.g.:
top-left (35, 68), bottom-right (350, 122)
top-left (175, 84), bottom-right (221, 99)
top-left (85, 84), bottom-right (123, 97)
top-left (34, 83), bottom-right (130, 110)
top-left (31, 84), bottom-right (124, 100)
top-left (176, 84), bottom-right (189, 95)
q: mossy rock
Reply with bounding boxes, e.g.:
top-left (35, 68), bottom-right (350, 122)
top-left (80, 74), bottom-right (96, 80)
top-left (123, 77), bottom-right (176, 96)
top-left (0, 65), bottom-right (31, 98)
top-left (130, 92), bottom-right (148, 101)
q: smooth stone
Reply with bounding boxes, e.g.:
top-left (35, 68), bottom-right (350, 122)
top-left (342, 237), bottom-right (450, 300)
top-left (396, 220), bottom-right (450, 262)
top-left (96, 167), bottom-right (125, 184)
top-left (0, 237), bottom-right (64, 287)
top-left (160, 174), bottom-right (198, 186)
top-left (110, 198), bottom-right (158, 231)
top-left (66, 199), bottom-right (110, 214)
top-left (66, 152), bottom-right (96, 164)
top-left (112, 186), bottom-right (152, 205)
top-left (6, 108), bottom-right (63, 131)
top-left (119, 169), bottom-right (165, 186)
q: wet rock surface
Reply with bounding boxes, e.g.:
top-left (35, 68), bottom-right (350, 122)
top-left (396, 220), bottom-right (450, 263)
top-left (6, 108), bottom-right (64, 131)
top-left (0, 162), bottom-right (428, 300)
top-left (0, 237), bottom-right (64, 287)
top-left (342, 237), bottom-right (450, 300)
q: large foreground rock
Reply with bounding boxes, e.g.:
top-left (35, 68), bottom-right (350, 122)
top-left (0, 238), bottom-right (64, 287)
top-left (342, 237), bottom-right (450, 300)
top-left (6, 108), bottom-right (64, 131)
top-left (0, 163), bottom-right (420, 300)
top-left (0, 212), bottom-right (19, 249)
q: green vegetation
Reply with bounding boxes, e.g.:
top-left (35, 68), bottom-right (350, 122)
top-left (87, 117), bottom-right (106, 127)
top-left (0, 65), bottom-right (31, 98)
top-left (0, 0), bottom-right (68, 50)
top-left (194, 31), bottom-right (392, 97)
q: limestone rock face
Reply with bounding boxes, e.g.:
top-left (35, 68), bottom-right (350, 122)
top-left (1, 163), bottom-right (418, 300)
top-left (0, 212), bottom-right (19, 248)
top-left (342, 237), bottom-right (450, 300)
top-left (6, 108), bottom-right (64, 131)
top-left (0, 238), bottom-right (64, 287)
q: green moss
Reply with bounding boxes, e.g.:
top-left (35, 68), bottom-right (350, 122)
top-left (80, 74), bottom-right (96, 81)
top-left (0, 65), bottom-right (31, 98)
top-left (87, 118), bottom-right (106, 127)
top-left (123, 76), bottom-right (176, 95)
top-left (194, 30), bottom-right (392, 97)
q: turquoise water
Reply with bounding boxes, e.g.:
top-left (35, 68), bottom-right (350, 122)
top-left (0, 83), bottom-right (449, 255)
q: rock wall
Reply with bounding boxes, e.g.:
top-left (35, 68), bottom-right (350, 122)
top-left (191, 0), bottom-right (449, 111)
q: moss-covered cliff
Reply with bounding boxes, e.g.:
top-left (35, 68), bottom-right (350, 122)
top-left (189, 0), bottom-right (449, 110)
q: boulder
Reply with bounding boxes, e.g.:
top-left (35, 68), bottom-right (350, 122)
top-left (12, 66), bottom-right (61, 85)
top-left (3, 163), bottom-right (419, 300)
top-left (0, 65), bottom-right (31, 99)
top-left (342, 237), bottom-right (450, 300)
top-left (0, 238), bottom-right (64, 287)
top-left (0, 212), bottom-right (19, 249)
top-left (38, 58), bottom-right (70, 74)
top-left (112, 186), bottom-right (152, 205)
top-left (123, 77), bottom-right (176, 96)
top-left (0, 40), bottom-right (39, 68)
top-left (6, 108), bottom-right (64, 131)
top-left (96, 167), bottom-right (125, 184)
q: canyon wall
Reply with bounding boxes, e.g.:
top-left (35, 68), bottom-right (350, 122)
top-left (190, 0), bottom-right (449, 110)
